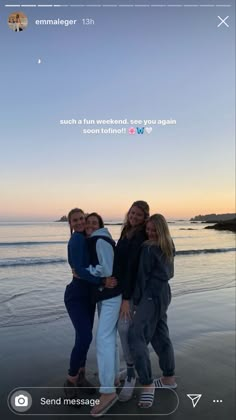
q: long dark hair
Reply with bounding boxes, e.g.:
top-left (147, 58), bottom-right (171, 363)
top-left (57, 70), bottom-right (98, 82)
top-left (86, 212), bottom-right (104, 229)
top-left (68, 208), bottom-right (84, 236)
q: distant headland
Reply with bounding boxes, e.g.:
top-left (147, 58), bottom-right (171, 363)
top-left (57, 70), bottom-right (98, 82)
top-left (55, 214), bottom-right (235, 232)
top-left (190, 213), bottom-right (236, 222)
top-left (190, 213), bottom-right (236, 232)
top-left (204, 219), bottom-right (236, 233)
top-left (55, 216), bottom-right (122, 225)
top-left (56, 216), bottom-right (68, 222)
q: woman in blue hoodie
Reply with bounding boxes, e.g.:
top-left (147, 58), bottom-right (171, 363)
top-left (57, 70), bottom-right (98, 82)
top-left (129, 214), bottom-right (176, 408)
top-left (64, 208), bottom-right (116, 398)
top-left (85, 213), bottom-right (122, 417)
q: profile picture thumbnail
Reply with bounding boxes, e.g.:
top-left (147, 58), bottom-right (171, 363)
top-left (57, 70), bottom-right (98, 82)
top-left (8, 12), bottom-right (28, 32)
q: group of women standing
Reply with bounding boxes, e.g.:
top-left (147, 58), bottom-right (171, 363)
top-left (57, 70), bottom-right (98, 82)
top-left (64, 200), bottom-right (177, 417)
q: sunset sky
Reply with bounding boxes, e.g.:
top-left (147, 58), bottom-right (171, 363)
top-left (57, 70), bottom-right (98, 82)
top-left (0, 1), bottom-right (235, 221)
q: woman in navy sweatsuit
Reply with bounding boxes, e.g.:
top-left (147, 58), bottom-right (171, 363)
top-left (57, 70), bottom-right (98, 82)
top-left (129, 214), bottom-right (176, 408)
top-left (64, 208), bottom-right (116, 397)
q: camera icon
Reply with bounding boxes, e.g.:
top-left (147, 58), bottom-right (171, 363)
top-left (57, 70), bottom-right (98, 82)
top-left (10, 390), bottom-right (32, 413)
top-left (15, 394), bottom-right (29, 407)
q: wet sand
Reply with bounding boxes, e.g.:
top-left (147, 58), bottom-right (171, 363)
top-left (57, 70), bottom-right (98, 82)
top-left (1, 288), bottom-right (235, 419)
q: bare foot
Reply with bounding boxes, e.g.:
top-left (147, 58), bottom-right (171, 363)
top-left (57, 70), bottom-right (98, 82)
top-left (67, 374), bottom-right (78, 385)
top-left (90, 393), bottom-right (117, 416)
top-left (161, 376), bottom-right (176, 386)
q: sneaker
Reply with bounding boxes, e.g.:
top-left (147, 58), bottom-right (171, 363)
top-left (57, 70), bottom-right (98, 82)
top-left (115, 369), bottom-right (127, 387)
top-left (119, 369), bottom-right (127, 382)
top-left (118, 376), bottom-right (136, 402)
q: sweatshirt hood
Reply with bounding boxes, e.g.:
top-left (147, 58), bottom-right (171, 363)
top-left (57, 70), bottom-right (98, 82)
top-left (90, 227), bottom-right (113, 239)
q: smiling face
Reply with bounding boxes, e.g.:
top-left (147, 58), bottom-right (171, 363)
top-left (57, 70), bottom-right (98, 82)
top-left (146, 220), bottom-right (158, 242)
top-left (85, 215), bottom-right (100, 237)
top-left (70, 211), bottom-right (85, 233)
top-left (128, 205), bottom-right (145, 228)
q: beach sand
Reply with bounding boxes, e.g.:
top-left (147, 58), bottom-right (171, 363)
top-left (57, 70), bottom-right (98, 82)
top-left (1, 288), bottom-right (235, 419)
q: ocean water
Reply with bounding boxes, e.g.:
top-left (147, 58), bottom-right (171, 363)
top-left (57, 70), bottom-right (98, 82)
top-left (0, 221), bottom-right (235, 329)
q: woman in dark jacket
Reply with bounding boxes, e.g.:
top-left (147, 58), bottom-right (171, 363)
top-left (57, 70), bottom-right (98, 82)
top-left (112, 200), bottom-right (150, 402)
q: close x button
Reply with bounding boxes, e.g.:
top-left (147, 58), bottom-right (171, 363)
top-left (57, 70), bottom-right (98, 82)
top-left (217, 16), bottom-right (229, 28)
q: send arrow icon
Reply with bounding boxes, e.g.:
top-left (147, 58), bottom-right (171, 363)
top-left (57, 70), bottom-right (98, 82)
top-left (187, 394), bottom-right (202, 408)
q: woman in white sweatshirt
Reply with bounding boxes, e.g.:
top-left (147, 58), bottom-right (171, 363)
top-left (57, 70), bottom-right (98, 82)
top-left (85, 213), bottom-right (122, 417)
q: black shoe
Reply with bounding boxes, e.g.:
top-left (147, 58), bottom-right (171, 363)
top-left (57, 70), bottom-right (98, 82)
top-left (64, 379), bottom-right (81, 399)
top-left (77, 370), bottom-right (96, 395)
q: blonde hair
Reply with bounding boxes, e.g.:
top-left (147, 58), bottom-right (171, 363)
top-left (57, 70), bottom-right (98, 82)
top-left (146, 214), bottom-right (174, 261)
top-left (68, 208), bottom-right (84, 236)
top-left (121, 200), bottom-right (150, 239)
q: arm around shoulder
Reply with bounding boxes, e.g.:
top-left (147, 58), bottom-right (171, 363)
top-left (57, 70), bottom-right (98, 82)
top-left (96, 239), bottom-right (114, 277)
top-left (69, 234), bottom-right (103, 285)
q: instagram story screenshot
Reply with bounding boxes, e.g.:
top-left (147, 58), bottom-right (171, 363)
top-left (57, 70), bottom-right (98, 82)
top-left (0, 1), bottom-right (235, 419)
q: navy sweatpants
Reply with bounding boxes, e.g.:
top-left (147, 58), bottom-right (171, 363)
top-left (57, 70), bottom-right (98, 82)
top-left (64, 280), bottom-right (95, 376)
top-left (129, 283), bottom-right (175, 385)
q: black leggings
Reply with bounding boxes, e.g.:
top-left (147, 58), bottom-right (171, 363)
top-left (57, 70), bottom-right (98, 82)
top-left (64, 281), bottom-right (95, 376)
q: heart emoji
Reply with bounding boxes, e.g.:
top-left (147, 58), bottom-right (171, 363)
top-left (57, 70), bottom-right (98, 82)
top-left (145, 127), bottom-right (152, 134)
